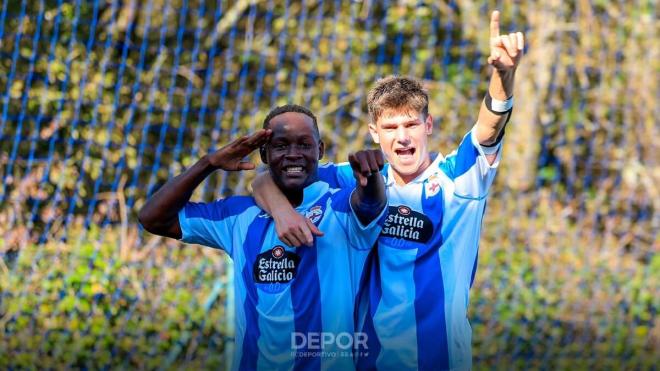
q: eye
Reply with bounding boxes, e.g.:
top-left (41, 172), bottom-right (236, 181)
top-left (272, 143), bottom-right (288, 151)
top-left (299, 143), bottom-right (312, 150)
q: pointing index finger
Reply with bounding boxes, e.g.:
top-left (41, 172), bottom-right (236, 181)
top-left (490, 10), bottom-right (500, 39)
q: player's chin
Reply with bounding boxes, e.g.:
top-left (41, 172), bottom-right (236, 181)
top-left (278, 175), bottom-right (310, 191)
top-left (390, 160), bottom-right (418, 176)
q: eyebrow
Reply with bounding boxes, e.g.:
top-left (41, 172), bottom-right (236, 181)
top-left (381, 119), bottom-right (421, 126)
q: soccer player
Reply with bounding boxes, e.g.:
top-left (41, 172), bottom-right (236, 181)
top-left (138, 104), bottom-right (388, 370)
top-left (251, 11), bottom-right (524, 370)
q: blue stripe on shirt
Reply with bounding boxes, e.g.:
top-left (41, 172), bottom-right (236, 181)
top-left (291, 244), bottom-right (322, 371)
top-left (413, 185), bottom-right (449, 370)
top-left (413, 247), bottom-right (449, 370)
top-left (330, 188), bottom-right (352, 214)
top-left (355, 248), bottom-right (382, 370)
top-left (317, 164), bottom-right (343, 188)
top-left (239, 215), bottom-right (271, 371)
top-left (185, 196), bottom-right (256, 221)
top-left (290, 193), bottom-right (331, 371)
top-left (451, 132), bottom-right (480, 180)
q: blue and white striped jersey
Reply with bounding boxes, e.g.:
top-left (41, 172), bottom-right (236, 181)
top-left (178, 181), bottom-right (387, 371)
top-left (317, 128), bottom-right (501, 371)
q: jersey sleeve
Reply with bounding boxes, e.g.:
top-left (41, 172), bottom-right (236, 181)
top-left (328, 188), bottom-right (387, 251)
top-left (317, 162), bottom-right (357, 189)
top-left (439, 126), bottom-right (502, 199)
top-left (177, 199), bottom-right (236, 254)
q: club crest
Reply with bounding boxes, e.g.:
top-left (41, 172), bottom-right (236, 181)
top-left (305, 205), bottom-right (323, 224)
top-left (425, 181), bottom-right (441, 197)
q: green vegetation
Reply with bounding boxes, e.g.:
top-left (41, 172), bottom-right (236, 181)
top-left (1, 221), bottom-right (655, 369)
top-left (1, 225), bottom-right (231, 369)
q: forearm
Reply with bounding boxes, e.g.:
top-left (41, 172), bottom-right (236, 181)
top-left (138, 155), bottom-right (216, 237)
top-left (252, 172), bottom-right (293, 215)
top-left (475, 69), bottom-right (516, 146)
top-left (351, 173), bottom-right (387, 226)
top-left (253, 171), bottom-right (325, 247)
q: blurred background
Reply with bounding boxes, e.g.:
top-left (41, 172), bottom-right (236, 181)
top-left (0, 0), bottom-right (657, 369)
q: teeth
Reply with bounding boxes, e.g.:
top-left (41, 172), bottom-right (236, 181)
top-left (285, 166), bottom-right (303, 173)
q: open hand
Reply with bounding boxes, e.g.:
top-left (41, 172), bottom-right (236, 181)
top-left (349, 149), bottom-right (385, 187)
top-left (208, 129), bottom-right (271, 171)
top-left (487, 10), bottom-right (524, 74)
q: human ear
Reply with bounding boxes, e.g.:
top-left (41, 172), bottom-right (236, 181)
top-left (318, 141), bottom-right (325, 160)
top-left (368, 123), bottom-right (380, 144)
top-left (425, 114), bottom-right (433, 135)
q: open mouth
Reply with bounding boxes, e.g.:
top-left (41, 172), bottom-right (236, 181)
top-left (394, 148), bottom-right (415, 157)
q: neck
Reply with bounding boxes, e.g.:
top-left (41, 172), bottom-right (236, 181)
top-left (393, 172), bottom-right (416, 186)
top-left (283, 189), bottom-right (304, 207)
top-left (392, 155), bottom-right (432, 186)
top-left (271, 171), bottom-right (318, 207)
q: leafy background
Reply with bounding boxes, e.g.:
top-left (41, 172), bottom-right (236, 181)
top-left (0, 0), bottom-right (657, 369)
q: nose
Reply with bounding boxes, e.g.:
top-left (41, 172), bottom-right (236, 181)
top-left (395, 126), bottom-right (410, 144)
top-left (285, 145), bottom-right (304, 158)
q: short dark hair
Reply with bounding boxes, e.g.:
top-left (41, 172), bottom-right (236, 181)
top-left (367, 75), bottom-right (429, 123)
top-left (263, 104), bottom-right (319, 137)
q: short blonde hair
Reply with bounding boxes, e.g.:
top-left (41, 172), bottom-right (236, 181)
top-left (367, 75), bottom-right (429, 124)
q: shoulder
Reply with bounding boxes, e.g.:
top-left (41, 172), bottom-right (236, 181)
top-left (183, 196), bottom-right (257, 221)
top-left (439, 129), bottom-right (488, 179)
top-left (328, 187), bottom-right (354, 214)
top-left (300, 181), bottom-right (351, 214)
top-left (219, 195), bottom-right (257, 209)
top-left (318, 161), bottom-right (349, 170)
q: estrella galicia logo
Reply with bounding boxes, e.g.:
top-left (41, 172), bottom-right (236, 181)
top-left (381, 205), bottom-right (434, 243)
top-left (253, 246), bottom-right (301, 286)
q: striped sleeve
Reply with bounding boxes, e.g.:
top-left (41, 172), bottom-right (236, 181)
top-left (329, 188), bottom-right (387, 251)
top-left (177, 196), bottom-right (256, 255)
top-left (439, 127), bottom-right (501, 199)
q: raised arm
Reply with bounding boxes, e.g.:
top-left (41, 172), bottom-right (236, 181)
top-left (138, 129), bottom-right (270, 239)
top-left (348, 149), bottom-right (387, 226)
top-left (475, 10), bottom-right (524, 158)
top-left (252, 172), bottom-right (324, 247)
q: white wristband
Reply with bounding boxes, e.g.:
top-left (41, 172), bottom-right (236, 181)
top-left (490, 96), bottom-right (513, 112)
top-left (484, 91), bottom-right (514, 114)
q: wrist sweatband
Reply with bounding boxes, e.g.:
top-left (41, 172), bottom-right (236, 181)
top-left (484, 91), bottom-right (513, 114)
